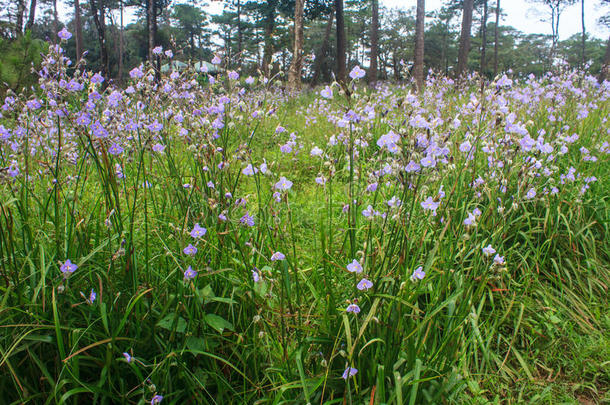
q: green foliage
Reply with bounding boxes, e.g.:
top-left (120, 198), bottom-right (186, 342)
top-left (0, 32), bottom-right (47, 96)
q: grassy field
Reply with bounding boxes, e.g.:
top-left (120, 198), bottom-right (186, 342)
top-left (0, 43), bottom-right (609, 404)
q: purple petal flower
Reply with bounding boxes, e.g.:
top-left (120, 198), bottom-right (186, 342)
top-left (349, 65), bottom-right (366, 79)
top-left (357, 278), bottom-right (373, 291)
top-left (342, 366), bottom-right (358, 379)
top-left (274, 177), bottom-right (293, 191)
top-left (60, 259), bottom-right (78, 275)
top-left (58, 27), bottom-right (72, 40)
top-left (482, 244), bottom-right (496, 256)
top-left (151, 395), bottom-right (163, 404)
top-left (183, 244), bottom-right (197, 256)
top-left (270, 251), bottom-right (285, 261)
top-left (184, 266), bottom-right (197, 280)
top-left (411, 266), bottom-right (425, 281)
top-left (346, 259), bottom-right (363, 274)
top-left (346, 303), bottom-right (361, 314)
top-left (190, 223), bottom-right (207, 239)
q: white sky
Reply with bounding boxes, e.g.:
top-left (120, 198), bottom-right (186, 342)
top-left (57, 0), bottom-right (608, 40)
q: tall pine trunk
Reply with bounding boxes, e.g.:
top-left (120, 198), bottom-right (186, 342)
top-left (581, 0), bottom-right (585, 69)
top-left (16, 0), bottom-right (26, 36)
top-left (369, 0), bottom-right (379, 85)
top-left (480, 0), bottom-right (488, 77)
top-left (25, 0), bottom-right (36, 32)
top-left (494, 0), bottom-right (500, 76)
top-left (335, 0), bottom-right (347, 84)
top-left (457, 0), bottom-right (474, 77)
top-left (74, 0), bottom-right (84, 61)
top-left (262, 0), bottom-right (277, 76)
top-left (89, 0), bottom-right (109, 79)
top-left (52, 0), bottom-right (58, 42)
top-left (119, 0), bottom-right (124, 82)
top-left (148, 0), bottom-right (155, 63)
top-left (413, 0), bottom-right (425, 90)
top-left (237, 0), bottom-right (243, 68)
top-left (287, 0), bottom-right (304, 89)
top-left (312, 10), bottom-right (334, 86)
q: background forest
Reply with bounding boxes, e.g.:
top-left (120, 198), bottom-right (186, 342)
top-left (1, 0), bottom-right (609, 93)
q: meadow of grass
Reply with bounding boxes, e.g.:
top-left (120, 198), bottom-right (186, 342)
top-left (0, 40), bottom-right (609, 404)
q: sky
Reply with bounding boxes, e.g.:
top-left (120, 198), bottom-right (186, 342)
top-left (57, 0), bottom-right (609, 40)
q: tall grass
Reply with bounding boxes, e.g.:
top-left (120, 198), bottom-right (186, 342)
top-left (0, 40), bottom-right (608, 404)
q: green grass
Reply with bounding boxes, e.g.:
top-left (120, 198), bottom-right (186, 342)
top-left (0, 50), bottom-right (609, 404)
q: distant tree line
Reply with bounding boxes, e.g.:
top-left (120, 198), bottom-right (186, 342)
top-left (0, 0), bottom-right (609, 92)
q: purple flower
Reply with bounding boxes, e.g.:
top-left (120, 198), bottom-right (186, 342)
top-left (212, 55), bottom-right (221, 64)
top-left (152, 46), bottom-right (163, 55)
top-left (190, 223), bottom-right (207, 239)
top-left (90, 72), bottom-right (104, 84)
top-left (183, 244), bottom-right (197, 256)
top-left (357, 278), bottom-right (373, 291)
top-left (310, 146), bottom-right (323, 157)
top-left (252, 269), bottom-right (261, 282)
top-left (342, 366), bottom-right (358, 379)
top-left (493, 254), bottom-right (505, 265)
top-left (108, 143), bottom-right (124, 156)
top-left (108, 90), bottom-right (122, 107)
top-left (346, 303), bottom-right (360, 314)
top-left (58, 27), bottom-right (72, 40)
top-left (274, 177), bottom-right (293, 191)
top-left (60, 259), bottom-right (78, 275)
top-left (240, 213), bottom-right (255, 227)
top-left (129, 66), bottom-right (144, 79)
top-left (420, 155), bottom-right (436, 168)
top-left (349, 65), bottom-right (366, 80)
top-left (151, 395), bottom-right (163, 404)
top-left (411, 266), bottom-right (425, 281)
top-left (347, 259), bottom-right (363, 274)
top-left (482, 244), bottom-right (496, 256)
top-left (270, 251), bottom-right (285, 261)
top-left (420, 197), bottom-right (439, 212)
top-left (123, 352), bottom-right (133, 363)
top-left (165, 50), bottom-right (173, 58)
top-left (228, 71), bottom-right (239, 80)
top-left (242, 164), bottom-right (258, 176)
top-left (525, 187), bottom-right (536, 200)
top-left (89, 289), bottom-right (96, 303)
top-left (152, 143), bottom-right (166, 153)
top-left (320, 86), bottom-right (333, 99)
top-left (184, 266), bottom-right (197, 281)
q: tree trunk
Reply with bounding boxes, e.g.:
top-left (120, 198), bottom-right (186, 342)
top-left (89, 0), bottom-right (109, 79)
top-left (480, 0), bottom-right (488, 77)
top-left (312, 9), bottom-right (334, 86)
top-left (262, 0), bottom-right (277, 76)
top-left (16, 0), bottom-right (26, 36)
top-left (413, 0), bottom-right (425, 90)
top-left (237, 0), bottom-right (243, 68)
top-left (457, 0), bottom-right (474, 77)
top-left (148, 0), bottom-right (155, 62)
top-left (25, 0), bottom-right (36, 32)
top-left (119, 0), bottom-right (124, 82)
top-left (335, 0), bottom-right (347, 84)
top-left (74, 0), bottom-right (84, 61)
top-left (581, 0), bottom-right (585, 69)
top-left (369, 0), bottom-right (379, 85)
top-left (599, 35), bottom-right (610, 83)
top-left (287, 0), bottom-right (304, 89)
top-left (52, 0), bottom-right (58, 43)
top-left (494, 0), bottom-right (500, 76)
